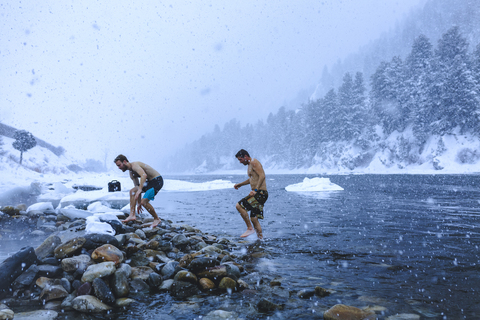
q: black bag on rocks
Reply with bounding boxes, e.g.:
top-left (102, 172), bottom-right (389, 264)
top-left (108, 180), bottom-right (121, 192)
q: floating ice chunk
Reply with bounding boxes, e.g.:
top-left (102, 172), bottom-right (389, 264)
top-left (59, 205), bottom-right (92, 219)
top-left (26, 202), bottom-right (54, 212)
top-left (86, 215), bottom-right (115, 235)
top-left (285, 177), bottom-right (343, 192)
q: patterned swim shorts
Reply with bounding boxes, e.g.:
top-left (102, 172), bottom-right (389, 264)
top-left (238, 190), bottom-right (269, 219)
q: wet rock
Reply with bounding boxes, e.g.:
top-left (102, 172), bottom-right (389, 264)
top-left (197, 265), bottom-right (228, 281)
top-left (145, 240), bottom-right (160, 250)
top-left (72, 295), bottom-right (112, 312)
top-left (91, 244), bottom-right (124, 265)
top-left (37, 265), bottom-right (63, 278)
top-left (0, 206), bottom-right (20, 216)
top-left (35, 235), bottom-right (62, 261)
top-left (323, 304), bottom-right (376, 320)
top-left (39, 284), bottom-right (69, 302)
top-left (237, 279), bottom-right (249, 290)
top-left (159, 279), bottom-right (174, 291)
top-left (157, 240), bottom-right (173, 252)
top-left (54, 237), bottom-right (86, 259)
top-left (172, 234), bottom-right (189, 247)
top-left (83, 233), bottom-right (119, 250)
top-left (115, 297), bottom-right (136, 307)
top-left (81, 261), bottom-right (116, 282)
top-left (199, 278), bottom-right (216, 291)
top-left (257, 298), bottom-right (283, 312)
top-left (129, 278), bottom-right (150, 293)
top-left (44, 301), bottom-right (62, 310)
top-left (0, 246), bottom-right (37, 295)
top-left (130, 251), bottom-right (151, 267)
top-left (315, 286), bottom-right (331, 297)
top-left (225, 263), bottom-right (241, 280)
top-left (35, 277), bottom-right (55, 289)
top-left (0, 305), bottom-right (14, 320)
top-left (161, 261), bottom-right (179, 279)
top-left (31, 230), bottom-right (46, 236)
top-left (135, 229), bottom-right (146, 239)
top-left (12, 264), bottom-right (39, 289)
top-left (92, 278), bottom-right (115, 304)
top-left (297, 289), bottom-right (315, 299)
top-left (174, 270), bottom-right (198, 285)
top-left (147, 272), bottom-right (163, 288)
top-left (60, 278), bottom-right (72, 293)
top-left (131, 266), bottom-right (155, 281)
top-left (77, 282), bottom-right (92, 296)
top-left (12, 310), bottom-right (58, 320)
top-left (111, 269), bottom-right (130, 298)
top-left (61, 254), bottom-right (92, 273)
top-left (218, 277), bottom-right (236, 291)
top-left (171, 280), bottom-right (199, 299)
top-left (187, 256), bottom-right (218, 272)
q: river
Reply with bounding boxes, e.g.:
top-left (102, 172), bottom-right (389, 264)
top-left (2, 174), bottom-right (480, 319)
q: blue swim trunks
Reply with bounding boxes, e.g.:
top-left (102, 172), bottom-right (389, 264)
top-left (142, 176), bottom-right (164, 201)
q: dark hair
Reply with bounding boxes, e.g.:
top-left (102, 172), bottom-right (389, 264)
top-left (114, 154), bottom-right (128, 163)
top-left (235, 149), bottom-right (250, 158)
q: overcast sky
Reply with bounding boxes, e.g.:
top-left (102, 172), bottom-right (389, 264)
top-left (0, 0), bottom-right (423, 170)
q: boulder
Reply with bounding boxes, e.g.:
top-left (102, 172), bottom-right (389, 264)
top-left (0, 246), bottom-right (37, 296)
top-left (323, 304), bottom-right (376, 320)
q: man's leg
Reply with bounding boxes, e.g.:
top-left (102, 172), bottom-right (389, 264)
top-left (122, 187), bottom-right (139, 223)
top-left (251, 217), bottom-right (263, 240)
top-left (236, 202), bottom-right (255, 237)
top-left (140, 198), bottom-right (161, 228)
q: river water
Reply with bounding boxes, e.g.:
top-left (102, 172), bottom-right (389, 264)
top-left (2, 174), bottom-right (480, 319)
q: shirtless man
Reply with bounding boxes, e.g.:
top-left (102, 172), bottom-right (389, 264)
top-left (114, 154), bottom-right (164, 228)
top-left (234, 149), bottom-right (268, 239)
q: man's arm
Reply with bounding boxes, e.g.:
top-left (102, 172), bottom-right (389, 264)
top-left (129, 171), bottom-right (140, 187)
top-left (131, 163), bottom-right (148, 200)
top-left (234, 179), bottom-right (250, 190)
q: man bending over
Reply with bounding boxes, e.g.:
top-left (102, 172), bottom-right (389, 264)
top-left (114, 154), bottom-right (164, 228)
top-left (234, 149), bottom-right (268, 239)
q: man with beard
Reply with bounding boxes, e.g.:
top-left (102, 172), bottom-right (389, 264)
top-left (233, 149), bottom-right (268, 240)
top-left (114, 154), bottom-right (163, 228)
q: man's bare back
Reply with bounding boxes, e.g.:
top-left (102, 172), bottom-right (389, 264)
top-left (129, 161), bottom-right (160, 182)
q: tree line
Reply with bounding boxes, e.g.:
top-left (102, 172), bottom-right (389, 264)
top-left (167, 27), bottom-right (480, 172)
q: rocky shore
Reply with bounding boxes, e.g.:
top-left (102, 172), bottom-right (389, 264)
top-left (0, 204), bottom-right (419, 320)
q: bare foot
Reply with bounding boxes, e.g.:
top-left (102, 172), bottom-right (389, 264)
top-left (240, 229), bottom-right (255, 238)
top-left (122, 215), bottom-right (136, 223)
top-left (150, 219), bottom-right (161, 228)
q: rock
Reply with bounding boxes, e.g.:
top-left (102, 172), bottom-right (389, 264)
top-left (37, 265), bottom-right (63, 278)
top-left (91, 244), bottom-right (124, 265)
top-left (171, 280), bottom-right (199, 298)
top-left (187, 256), bottom-right (218, 272)
top-left (129, 251), bottom-right (151, 267)
top-left (161, 261), bottom-right (179, 279)
top-left (71, 295), bottom-right (112, 312)
top-left (43, 301), bottom-right (62, 310)
top-left (257, 298), bottom-right (283, 312)
top-left (54, 237), bottom-right (86, 259)
top-left (12, 264), bottom-right (39, 289)
top-left (39, 284), bottom-right (69, 302)
top-left (147, 272), bottom-right (163, 288)
top-left (92, 278), bottom-right (115, 304)
top-left (35, 277), bottom-right (56, 289)
top-left (218, 277), bottom-right (237, 291)
top-left (129, 278), bottom-right (150, 293)
top-left (111, 269), bottom-right (130, 298)
top-left (174, 270), bottom-right (198, 285)
top-left (225, 263), bottom-right (241, 280)
top-left (61, 254), bottom-right (93, 273)
top-left (171, 234), bottom-right (189, 247)
top-left (60, 278), bottom-right (72, 293)
top-left (297, 289), bottom-right (315, 299)
top-left (81, 261), bottom-right (116, 283)
top-left (159, 279), bottom-right (174, 291)
top-left (323, 304), bottom-right (376, 320)
top-left (12, 310), bottom-right (58, 320)
top-left (0, 206), bottom-right (20, 216)
top-left (315, 286), bottom-right (330, 297)
top-left (199, 278), bottom-right (216, 291)
top-left (130, 266), bottom-right (155, 281)
top-left (237, 279), bottom-right (249, 290)
top-left (77, 282), bottom-right (92, 296)
top-left (196, 265), bottom-right (228, 281)
top-left (0, 307), bottom-right (14, 320)
top-left (31, 230), bottom-right (46, 236)
top-left (83, 233), bottom-right (119, 250)
top-left (135, 229), bottom-right (146, 239)
top-left (0, 246), bottom-right (37, 296)
top-left (115, 298), bottom-right (136, 307)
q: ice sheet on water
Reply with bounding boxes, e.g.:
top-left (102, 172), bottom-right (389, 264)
top-left (284, 177), bottom-right (343, 192)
